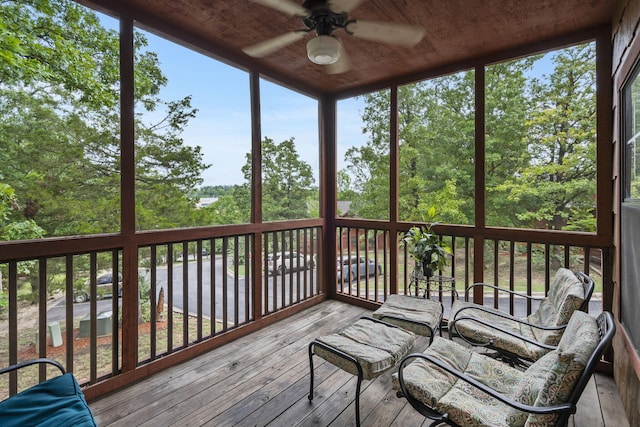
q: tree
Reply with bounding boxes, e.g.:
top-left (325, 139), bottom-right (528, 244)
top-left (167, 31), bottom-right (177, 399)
top-left (199, 195), bottom-right (245, 225)
top-left (343, 91), bottom-right (390, 220)
top-left (484, 57), bottom-right (538, 227)
top-left (0, 183), bottom-right (45, 241)
top-left (0, 0), bottom-right (208, 236)
top-left (495, 44), bottom-right (597, 231)
top-left (341, 45), bottom-right (595, 232)
top-left (241, 137), bottom-right (315, 221)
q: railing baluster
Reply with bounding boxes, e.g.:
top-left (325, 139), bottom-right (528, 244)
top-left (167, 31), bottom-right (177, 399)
top-left (89, 252), bottom-right (97, 383)
top-left (38, 259), bottom-right (47, 381)
top-left (150, 246), bottom-right (157, 360)
top-left (211, 238), bottom-right (217, 335)
top-left (167, 243), bottom-right (174, 351)
top-left (197, 240), bottom-right (203, 341)
top-left (509, 241), bottom-right (515, 314)
top-left (527, 242), bottom-right (533, 315)
top-left (65, 255), bottom-right (74, 373)
top-left (222, 238), bottom-right (228, 331)
top-left (233, 235), bottom-right (239, 328)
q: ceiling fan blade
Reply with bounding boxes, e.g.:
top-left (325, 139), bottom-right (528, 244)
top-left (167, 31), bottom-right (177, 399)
top-left (346, 20), bottom-right (426, 47)
top-left (328, 0), bottom-right (368, 14)
top-left (242, 31), bottom-right (307, 58)
top-left (249, 0), bottom-right (309, 17)
top-left (326, 42), bottom-right (350, 74)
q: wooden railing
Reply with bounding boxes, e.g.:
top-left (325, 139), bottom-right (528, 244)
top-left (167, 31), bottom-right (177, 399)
top-left (0, 250), bottom-right (124, 395)
top-left (335, 223), bottom-right (608, 318)
top-left (0, 222), bottom-right (609, 399)
top-left (0, 226), bottom-right (323, 399)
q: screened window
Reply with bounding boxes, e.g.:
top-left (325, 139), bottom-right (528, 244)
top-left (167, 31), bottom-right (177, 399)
top-left (485, 42), bottom-right (597, 232)
top-left (624, 63), bottom-right (640, 201)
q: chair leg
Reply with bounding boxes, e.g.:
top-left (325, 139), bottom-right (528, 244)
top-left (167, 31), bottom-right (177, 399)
top-left (307, 340), bottom-right (366, 427)
top-left (308, 342), bottom-right (315, 402)
top-left (355, 372), bottom-right (362, 427)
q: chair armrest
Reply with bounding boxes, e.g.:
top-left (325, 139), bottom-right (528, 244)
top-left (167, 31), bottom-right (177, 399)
top-left (0, 358), bottom-right (65, 376)
top-left (397, 353), bottom-right (573, 416)
top-left (451, 305), bottom-right (568, 332)
top-left (464, 283), bottom-right (545, 302)
top-left (448, 313), bottom-right (559, 351)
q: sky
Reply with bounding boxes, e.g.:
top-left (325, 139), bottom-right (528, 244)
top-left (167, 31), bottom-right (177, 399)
top-left (138, 27), bottom-right (367, 188)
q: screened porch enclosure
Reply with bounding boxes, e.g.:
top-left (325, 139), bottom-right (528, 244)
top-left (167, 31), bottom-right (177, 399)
top-left (0, 0), bottom-right (627, 424)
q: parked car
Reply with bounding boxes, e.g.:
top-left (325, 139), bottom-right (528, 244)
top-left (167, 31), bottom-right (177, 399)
top-left (268, 252), bottom-right (313, 275)
top-left (337, 256), bottom-right (382, 283)
top-left (74, 271), bottom-right (122, 303)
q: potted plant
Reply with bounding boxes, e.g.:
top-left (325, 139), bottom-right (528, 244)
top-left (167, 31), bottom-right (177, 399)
top-left (403, 207), bottom-right (452, 277)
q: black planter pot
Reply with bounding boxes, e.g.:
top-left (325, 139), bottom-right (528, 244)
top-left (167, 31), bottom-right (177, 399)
top-left (421, 259), bottom-right (433, 278)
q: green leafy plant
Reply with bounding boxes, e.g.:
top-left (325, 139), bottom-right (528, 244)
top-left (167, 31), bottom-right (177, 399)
top-left (403, 207), bottom-right (452, 276)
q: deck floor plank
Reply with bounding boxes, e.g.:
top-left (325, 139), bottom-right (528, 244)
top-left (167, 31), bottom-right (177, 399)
top-left (89, 300), bottom-right (628, 427)
top-left (573, 370), bottom-right (604, 427)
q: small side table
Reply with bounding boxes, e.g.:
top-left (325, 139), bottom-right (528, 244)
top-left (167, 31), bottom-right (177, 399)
top-left (408, 271), bottom-right (457, 303)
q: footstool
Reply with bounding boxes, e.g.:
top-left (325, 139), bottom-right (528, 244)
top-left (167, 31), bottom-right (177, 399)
top-left (372, 294), bottom-right (443, 344)
top-left (308, 317), bottom-right (416, 426)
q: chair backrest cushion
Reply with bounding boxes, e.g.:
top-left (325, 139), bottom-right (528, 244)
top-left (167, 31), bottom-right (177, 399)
top-left (527, 268), bottom-right (585, 343)
top-left (0, 373), bottom-right (97, 427)
top-left (507, 310), bottom-right (599, 426)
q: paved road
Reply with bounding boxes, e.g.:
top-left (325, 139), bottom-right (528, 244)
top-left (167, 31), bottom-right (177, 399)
top-left (48, 256), bottom-right (316, 323)
top-left (49, 258), bottom-right (603, 323)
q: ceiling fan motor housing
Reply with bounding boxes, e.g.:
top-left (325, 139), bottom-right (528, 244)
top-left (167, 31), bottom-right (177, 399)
top-left (302, 0), bottom-right (349, 36)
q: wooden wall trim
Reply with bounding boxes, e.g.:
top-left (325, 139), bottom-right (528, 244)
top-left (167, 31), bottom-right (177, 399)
top-left (618, 320), bottom-right (640, 379)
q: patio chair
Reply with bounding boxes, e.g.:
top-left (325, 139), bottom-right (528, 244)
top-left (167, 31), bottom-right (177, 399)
top-left (448, 268), bottom-right (594, 365)
top-left (0, 358), bottom-right (97, 427)
top-left (394, 310), bottom-right (615, 427)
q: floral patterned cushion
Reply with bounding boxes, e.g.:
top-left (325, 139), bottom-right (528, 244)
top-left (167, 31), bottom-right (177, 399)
top-left (313, 318), bottom-right (416, 380)
top-left (450, 268), bottom-right (586, 360)
top-left (372, 294), bottom-right (443, 337)
top-left (394, 311), bottom-right (599, 427)
top-left (506, 351), bottom-right (560, 425)
top-left (523, 310), bottom-right (599, 425)
top-left (449, 301), bottom-right (548, 361)
top-left (528, 268), bottom-right (585, 343)
top-left (392, 337), bottom-right (523, 427)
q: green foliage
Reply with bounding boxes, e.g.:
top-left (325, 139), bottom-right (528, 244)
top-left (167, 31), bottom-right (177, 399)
top-left (0, 0), bottom-right (208, 238)
top-left (0, 183), bottom-right (46, 241)
top-left (494, 44), bottom-right (596, 230)
top-left (344, 91), bottom-right (390, 220)
top-left (342, 43), bottom-right (596, 232)
top-left (138, 275), bottom-right (151, 323)
top-left (402, 207), bottom-right (452, 273)
top-left (201, 194), bottom-right (245, 225)
top-left (0, 293), bottom-right (7, 318)
top-left (244, 137), bottom-right (316, 221)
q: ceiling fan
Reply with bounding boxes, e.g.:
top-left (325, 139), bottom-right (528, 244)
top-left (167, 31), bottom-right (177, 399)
top-left (242, 0), bottom-right (426, 74)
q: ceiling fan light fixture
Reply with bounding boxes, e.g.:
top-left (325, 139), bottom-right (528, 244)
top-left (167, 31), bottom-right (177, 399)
top-left (306, 35), bottom-right (341, 65)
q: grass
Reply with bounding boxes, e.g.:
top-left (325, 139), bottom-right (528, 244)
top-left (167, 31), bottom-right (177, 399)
top-left (0, 312), bottom-right (223, 400)
top-left (353, 249), bottom-right (603, 295)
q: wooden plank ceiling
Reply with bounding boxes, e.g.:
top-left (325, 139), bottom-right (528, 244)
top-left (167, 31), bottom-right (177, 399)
top-left (84, 0), bottom-right (614, 97)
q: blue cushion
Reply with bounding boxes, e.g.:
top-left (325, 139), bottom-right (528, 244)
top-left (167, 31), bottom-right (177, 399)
top-left (0, 373), bottom-right (96, 427)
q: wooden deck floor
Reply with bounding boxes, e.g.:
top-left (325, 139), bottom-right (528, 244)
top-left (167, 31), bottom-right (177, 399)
top-left (89, 300), bottom-right (629, 427)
